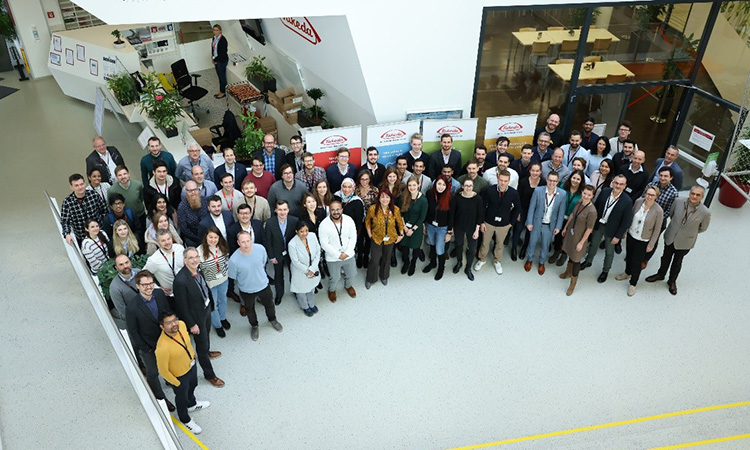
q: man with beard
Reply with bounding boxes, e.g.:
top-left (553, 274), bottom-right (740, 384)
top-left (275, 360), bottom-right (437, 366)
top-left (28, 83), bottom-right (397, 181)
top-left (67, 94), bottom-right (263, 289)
top-left (180, 165), bottom-right (218, 201)
top-left (178, 181), bottom-right (209, 247)
top-left (109, 254), bottom-right (141, 321)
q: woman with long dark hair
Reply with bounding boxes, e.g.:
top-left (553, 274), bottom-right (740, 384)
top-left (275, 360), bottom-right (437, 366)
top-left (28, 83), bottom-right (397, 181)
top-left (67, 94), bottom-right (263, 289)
top-left (549, 169), bottom-right (585, 267)
top-left (422, 175), bottom-right (455, 280)
top-left (148, 192), bottom-right (178, 230)
top-left (144, 210), bottom-right (182, 255)
top-left (451, 177), bottom-right (484, 280)
top-left (81, 218), bottom-right (110, 275)
top-left (354, 170), bottom-right (378, 268)
top-left (312, 179), bottom-right (334, 215)
top-left (86, 168), bottom-right (110, 204)
top-left (586, 136), bottom-right (612, 178)
top-left (364, 189), bottom-right (404, 289)
top-left (559, 185), bottom-right (597, 296)
top-left (398, 177), bottom-right (427, 276)
top-left (197, 226), bottom-right (231, 337)
top-left (288, 221), bottom-right (322, 316)
top-left (378, 167), bottom-right (403, 204)
top-left (590, 159), bottom-right (615, 202)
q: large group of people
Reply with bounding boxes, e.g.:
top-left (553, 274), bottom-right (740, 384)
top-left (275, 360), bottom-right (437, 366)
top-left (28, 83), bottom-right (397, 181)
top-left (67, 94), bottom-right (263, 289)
top-left (60, 119), bottom-right (710, 433)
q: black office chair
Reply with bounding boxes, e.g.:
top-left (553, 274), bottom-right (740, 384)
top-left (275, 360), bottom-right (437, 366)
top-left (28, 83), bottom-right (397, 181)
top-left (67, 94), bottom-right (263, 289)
top-left (170, 59), bottom-right (209, 119)
top-left (210, 110), bottom-right (242, 151)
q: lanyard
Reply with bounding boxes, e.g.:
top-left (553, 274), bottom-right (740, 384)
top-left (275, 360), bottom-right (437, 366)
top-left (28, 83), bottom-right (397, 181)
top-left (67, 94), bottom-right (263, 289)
top-left (210, 248), bottom-right (222, 272)
top-left (681, 203), bottom-right (697, 225)
top-left (155, 182), bottom-right (167, 196)
top-left (571, 201), bottom-right (589, 228)
top-left (167, 330), bottom-right (194, 361)
top-left (566, 147), bottom-right (577, 166)
top-left (497, 186), bottom-right (505, 200)
top-left (93, 237), bottom-right (108, 258)
top-left (332, 219), bottom-right (344, 247)
top-left (159, 249), bottom-right (175, 275)
top-left (545, 191), bottom-right (557, 209)
top-left (192, 271), bottom-right (209, 301)
top-left (303, 239), bottom-right (312, 265)
top-left (603, 194), bottom-right (620, 217)
top-left (222, 189), bottom-right (234, 212)
top-left (244, 196), bottom-right (256, 219)
top-left (94, 186), bottom-right (106, 202)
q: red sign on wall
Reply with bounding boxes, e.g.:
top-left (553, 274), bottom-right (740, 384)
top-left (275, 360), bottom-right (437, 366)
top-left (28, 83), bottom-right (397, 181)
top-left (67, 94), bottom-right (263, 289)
top-left (280, 17), bottom-right (321, 45)
top-left (47, 11), bottom-right (55, 18)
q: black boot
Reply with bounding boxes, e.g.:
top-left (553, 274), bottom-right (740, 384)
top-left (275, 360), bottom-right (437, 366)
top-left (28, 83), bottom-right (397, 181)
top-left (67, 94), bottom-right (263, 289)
top-left (422, 246), bottom-right (437, 273)
top-left (510, 244), bottom-right (518, 261)
top-left (453, 257), bottom-right (463, 274)
top-left (435, 255), bottom-right (446, 280)
top-left (408, 249), bottom-right (418, 276)
top-left (519, 239), bottom-right (529, 262)
top-left (390, 249), bottom-right (398, 267)
top-left (465, 253), bottom-right (475, 280)
top-left (401, 252), bottom-right (410, 274)
top-left (321, 259), bottom-right (330, 278)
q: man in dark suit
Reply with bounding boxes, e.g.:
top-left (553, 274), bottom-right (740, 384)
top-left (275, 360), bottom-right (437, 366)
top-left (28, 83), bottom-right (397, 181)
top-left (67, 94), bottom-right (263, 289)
top-left (125, 270), bottom-right (175, 411)
top-left (199, 195), bottom-right (235, 241)
top-left (284, 135), bottom-right (306, 174)
top-left (651, 145), bottom-right (684, 191)
top-left (213, 148), bottom-right (248, 191)
top-left (361, 146), bottom-right (386, 186)
top-left (326, 147), bottom-right (358, 192)
top-left (85, 136), bottom-right (125, 184)
top-left (173, 247), bottom-right (225, 388)
top-left (265, 200), bottom-right (298, 304)
top-left (227, 204), bottom-right (265, 254)
top-left (211, 24), bottom-right (229, 99)
top-left (583, 175), bottom-right (633, 283)
top-left (428, 134), bottom-right (462, 179)
top-left (143, 161), bottom-right (182, 212)
top-left (253, 134), bottom-right (286, 180)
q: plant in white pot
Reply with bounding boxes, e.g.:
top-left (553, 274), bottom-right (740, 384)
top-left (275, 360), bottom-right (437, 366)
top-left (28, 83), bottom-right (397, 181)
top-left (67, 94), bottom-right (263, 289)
top-left (112, 29), bottom-right (126, 49)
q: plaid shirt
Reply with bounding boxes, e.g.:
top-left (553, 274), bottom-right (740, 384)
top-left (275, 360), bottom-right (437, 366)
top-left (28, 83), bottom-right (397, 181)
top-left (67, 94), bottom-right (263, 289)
top-left (60, 190), bottom-right (108, 240)
top-left (294, 166), bottom-right (327, 191)
top-left (646, 181), bottom-right (679, 218)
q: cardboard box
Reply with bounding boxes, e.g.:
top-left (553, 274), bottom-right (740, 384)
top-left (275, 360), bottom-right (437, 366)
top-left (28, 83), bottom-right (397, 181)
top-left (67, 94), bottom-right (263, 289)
top-left (189, 128), bottom-right (214, 149)
top-left (282, 111), bottom-right (298, 125)
top-left (269, 88), bottom-right (304, 113)
top-left (257, 116), bottom-right (277, 133)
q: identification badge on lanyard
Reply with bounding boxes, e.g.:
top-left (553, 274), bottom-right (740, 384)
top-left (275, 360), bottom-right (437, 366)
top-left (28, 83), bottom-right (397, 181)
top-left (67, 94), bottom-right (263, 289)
top-left (383, 236), bottom-right (390, 242)
top-left (215, 273), bottom-right (224, 280)
top-left (431, 221), bottom-right (438, 227)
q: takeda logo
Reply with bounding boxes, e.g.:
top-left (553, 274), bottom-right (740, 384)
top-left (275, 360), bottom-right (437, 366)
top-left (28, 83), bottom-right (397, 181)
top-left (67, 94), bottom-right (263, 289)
top-left (321, 135), bottom-right (347, 146)
top-left (436, 126), bottom-right (462, 135)
top-left (281, 17), bottom-right (322, 45)
top-left (499, 122), bottom-right (523, 133)
top-left (380, 129), bottom-right (406, 140)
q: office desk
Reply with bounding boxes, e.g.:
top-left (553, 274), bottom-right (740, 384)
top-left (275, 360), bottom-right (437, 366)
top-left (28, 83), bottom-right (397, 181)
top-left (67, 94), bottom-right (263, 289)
top-left (547, 61), bottom-right (634, 82)
top-left (544, 28), bottom-right (620, 44)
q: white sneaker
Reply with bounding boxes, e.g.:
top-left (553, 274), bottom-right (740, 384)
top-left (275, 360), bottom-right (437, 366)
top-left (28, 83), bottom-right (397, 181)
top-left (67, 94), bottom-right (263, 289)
top-left (183, 419), bottom-right (202, 434)
top-left (615, 273), bottom-right (630, 281)
top-left (494, 261), bottom-right (503, 275)
top-left (473, 260), bottom-right (486, 271)
top-left (627, 285), bottom-right (636, 296)
top-left (188, 400), bottom-right (210, 412)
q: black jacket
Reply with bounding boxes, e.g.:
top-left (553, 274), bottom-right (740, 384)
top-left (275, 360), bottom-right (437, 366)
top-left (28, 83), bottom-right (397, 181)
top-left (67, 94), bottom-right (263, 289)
top-left (265, 215), bottom-right (298, 261)
top-left (227, 220), bottom-right (265, 255)
top-left (173, 266), bottom-right (215, 330)
top-left (428, 149), bottom-right (462, 180)
top-left (214, 162), bottom-right (248, 191)
top-left (212, 35), bottom-right (228, 63)
top-left (85, 146), bottom-right (125, 184)
top-left (125, 290), bottom-right (171, 352)
top-left (594, 187), bottom-right (633, 238)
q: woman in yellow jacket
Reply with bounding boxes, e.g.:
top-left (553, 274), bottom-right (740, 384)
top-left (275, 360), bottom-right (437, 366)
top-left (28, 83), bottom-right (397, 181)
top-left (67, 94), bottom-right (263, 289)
top-left (364, 189), bottom-right (405, 289)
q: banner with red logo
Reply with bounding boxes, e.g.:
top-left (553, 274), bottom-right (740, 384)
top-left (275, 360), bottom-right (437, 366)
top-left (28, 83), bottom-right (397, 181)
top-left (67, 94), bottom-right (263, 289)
top-left (484, 114), bottom-right (538, 158)
top-left (366, 121), bottom-right (421, 168)
top-left (422, 119), bottom-right (479, 165)
top-left (305, 125), bottom-right (363, 168)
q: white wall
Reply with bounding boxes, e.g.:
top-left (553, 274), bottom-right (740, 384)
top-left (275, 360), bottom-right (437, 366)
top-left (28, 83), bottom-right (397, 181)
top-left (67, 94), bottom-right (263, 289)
top-left (7, 0), bottom-right (53, 78)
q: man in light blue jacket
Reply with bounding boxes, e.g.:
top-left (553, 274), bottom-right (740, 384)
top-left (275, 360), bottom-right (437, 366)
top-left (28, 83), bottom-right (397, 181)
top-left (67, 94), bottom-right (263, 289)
top-left (524, 171), bottom-right (566, 275)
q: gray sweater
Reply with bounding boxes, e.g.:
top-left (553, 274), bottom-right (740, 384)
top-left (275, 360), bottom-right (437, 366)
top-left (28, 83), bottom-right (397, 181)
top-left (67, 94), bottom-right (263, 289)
top-left (267, 180), bottom-right (308, 218)
top-left (109, 268), bottom-right (141, 325)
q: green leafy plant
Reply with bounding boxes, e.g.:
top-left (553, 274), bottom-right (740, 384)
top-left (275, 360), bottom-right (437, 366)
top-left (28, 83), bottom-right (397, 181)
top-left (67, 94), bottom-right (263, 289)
top-left (244, 56), bottom-right (275, 81)
top-left (111, 29), bottom-right (124, 44)
top-left (0, 6), bottom-right (16, 40)
top-left (97, 254), bottom-right (149, 301)
top-left (570, 7), bottom-right (601, 28)
top-left (306, 88), bottom-right (325, 121)
top-left (106, 72), bottom-right (139, 106)
top-left (300, 105), bottom-right (326, 124)
top-left (139, 72), bottom-right (183, 131)
top-left (234, 111), bottom-right (267, 160)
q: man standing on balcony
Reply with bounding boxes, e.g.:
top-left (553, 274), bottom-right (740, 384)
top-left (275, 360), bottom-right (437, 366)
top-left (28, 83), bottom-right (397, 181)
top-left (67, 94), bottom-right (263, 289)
top-left (211, 24), bottom-right (228, 99)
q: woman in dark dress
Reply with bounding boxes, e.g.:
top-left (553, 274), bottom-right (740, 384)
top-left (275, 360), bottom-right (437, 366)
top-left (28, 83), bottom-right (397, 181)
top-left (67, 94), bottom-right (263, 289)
top-left (398, 176), bottom-right (427, 276)
top-left (451, 177), bottom-right (484, 280)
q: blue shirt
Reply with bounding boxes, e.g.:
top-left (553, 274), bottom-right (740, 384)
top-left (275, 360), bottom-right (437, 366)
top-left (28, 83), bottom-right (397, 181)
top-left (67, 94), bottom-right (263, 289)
top-left (263, 152), bottom-right (277, 177)
top-left (141, 294), bottom-right (159, 320)
top-left (278, 218), bottom-right (287, 237)
top-left (228, 244), bottom-right (269, 293)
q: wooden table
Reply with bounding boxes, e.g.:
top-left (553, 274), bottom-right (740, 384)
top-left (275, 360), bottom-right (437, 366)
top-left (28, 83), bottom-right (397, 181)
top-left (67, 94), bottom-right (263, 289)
top-left (547, 61), bottom-right (634, 82)
top-left (508, 28), bottom-right (621, 72)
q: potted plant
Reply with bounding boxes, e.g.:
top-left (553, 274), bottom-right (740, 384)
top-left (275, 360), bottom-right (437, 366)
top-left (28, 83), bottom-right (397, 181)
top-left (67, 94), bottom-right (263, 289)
top-left (629, 4), bottom-right (667, 61)
top-left (298, 87), bottom-right (327, 128)
top-left (719, 123), bottom-right (750, 208)
top-left (106, 72), bottom-right (139, 106)
top-left (233, 110), bottom-right (267, 163)
top-left (244, 56), bottom-right (276, 93)
top-left (112, 29), bottom-right (126, 49)
top-left (139, 72), bottom-right (183, 138)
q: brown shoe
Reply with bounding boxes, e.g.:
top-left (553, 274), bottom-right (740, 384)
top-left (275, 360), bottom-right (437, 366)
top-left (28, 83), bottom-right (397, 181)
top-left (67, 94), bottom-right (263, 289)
top-left (641, 260), bottom-right (648, 271)
top-left (208, 351), bottom-right (222, 359)
top-left (346, 286), bottom-right (357, 298)
top-left (207, 377), bottom-right (225, 388)
top-left (645, 274), bottom-right (665, 283)
top-left (538, 264), bottom-right (545, 275)
top-left (227, 291), bottom-right (241, 303)
top-left (239, 305), bottom-right (247, 316)
top-left (524, 261), bottom-right (532, 272)
top-left (328, 291), bottom-right (337, 302)
top-left (668, 281), bottom-right (677, 295)
top-left (164, 398), bottom-right (175, 412)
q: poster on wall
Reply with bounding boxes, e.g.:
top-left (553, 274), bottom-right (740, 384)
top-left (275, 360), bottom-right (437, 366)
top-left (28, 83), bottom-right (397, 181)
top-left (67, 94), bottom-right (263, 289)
top-left (689, 125), bottom-right (716, 152)
top-left (50, 52), bottom-right (61, 66)
top-left (483, 114), bottom-right (538, 157)
top-left (65, 48), bottom-right (74, 65)
top-left (89, 59), bottom-right (98, 76)
top-left (102, 55), bottom-right (117, 81)
top-left (406, 109), bottom-right (463, 121)
top-left (76, 44), bottom-right (85, 62)
top-left (422, 118), bottom-right (478, 165)
top-left (366, 121), bottom-right (421, 168)
top-left (52, 35), bottom-right (62, 52)
top-left (305, 125), bottom-right (362, 168)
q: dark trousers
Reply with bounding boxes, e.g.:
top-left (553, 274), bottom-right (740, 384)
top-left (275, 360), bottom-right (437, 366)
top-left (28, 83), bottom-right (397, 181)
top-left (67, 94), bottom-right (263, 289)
top-left (624, 233), bottom-right (649, 286)
top-left (171, 364), bottom-right (198, 424)
top-left (272, 257), bottom-right (289, 300)
top-left (644, 222), bottom-right (667, 261)
top-left (356, 225), bottom-right (372, 263)
top-left (194, 310), bottom-right (216, 380)
top-left (138, 348), bottom-right (166, 400)
top-left (454, 227), bottom-right (477, 267)
top-left (512, 212), bottom-right (527, 247)
top-left (367, 241), bottom-right (394, 283)
top-left (657, 242), bottom-right (691, 283)
top-left (215, 60), bottom-right (228, 94)
top-left (239, 285), bottom-right (276, 327)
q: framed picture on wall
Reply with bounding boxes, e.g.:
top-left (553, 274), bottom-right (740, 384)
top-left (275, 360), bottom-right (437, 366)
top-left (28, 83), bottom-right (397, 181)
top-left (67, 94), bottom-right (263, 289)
top-left (65, 48), bottom-right (74, 65)
top-left (89, 58), bottom-right (98, 76)
top-left (50, 52), bottom-right (61, 66)
top-left (76, 44), bottom-right (85, 62)
top-left (52, 35), bottom-right (62, 52)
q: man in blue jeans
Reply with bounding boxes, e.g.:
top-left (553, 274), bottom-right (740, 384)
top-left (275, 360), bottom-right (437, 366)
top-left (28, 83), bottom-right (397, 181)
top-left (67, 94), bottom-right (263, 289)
top-left (211, 24), bottom-right (228, 99)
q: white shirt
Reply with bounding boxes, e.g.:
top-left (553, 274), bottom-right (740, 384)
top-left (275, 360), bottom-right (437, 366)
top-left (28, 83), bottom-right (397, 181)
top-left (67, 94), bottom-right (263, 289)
top-left (142, 244), bottom-right (185, 291)
top-left (98, 151), bottom-right (118, 183)
top-left (483, 167), bottom-right (519, 189)
top-left (542, 189), bottom-right (557, 224)
top-left (318, 215), bottom-right (357, 262)
top-left (239, 222), bottom-right (255, 242)
top-left (211, 214), bottom-right (227, 238)
top-left (628, 203), bottom-right (649, 241)
top-left (599, 193), bottom-right (622, 225)
top-left (609, 137), bottom-right (639, 154)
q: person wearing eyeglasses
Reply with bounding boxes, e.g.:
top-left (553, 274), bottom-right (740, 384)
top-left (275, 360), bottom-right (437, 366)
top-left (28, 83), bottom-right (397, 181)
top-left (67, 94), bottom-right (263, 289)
top-left (177, 181), bottom-right (209, 247)
top-left (646, 186), bottom-right (710, 296)
top-left (318, 200), bottom-right (358, 301)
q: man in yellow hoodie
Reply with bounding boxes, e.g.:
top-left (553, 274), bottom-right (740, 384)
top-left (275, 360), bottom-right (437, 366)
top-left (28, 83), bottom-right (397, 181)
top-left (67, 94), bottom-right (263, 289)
top-left (155, 311), bottom-right (210, 434)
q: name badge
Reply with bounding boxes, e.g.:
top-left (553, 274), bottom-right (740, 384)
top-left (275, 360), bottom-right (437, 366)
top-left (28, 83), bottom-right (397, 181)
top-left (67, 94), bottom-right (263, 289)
top-left (405, 222), bottom-right (412, 228)
top-left (215, 273), bottom-right (224, 280)
top-left (599, 218), bottom-right (607, 224)
top-left (282, 250), bottom-right (288, 257)
top-left (383, 236), bottom-right (390, 242)
top-left (190, 359), bottom-right (196, 368)
top-left (625, 187), bottom-right (632, 193)
top-left (495, 216), bottom-right (502, 222)
top-left (431, 221), bottom-right (438, 227)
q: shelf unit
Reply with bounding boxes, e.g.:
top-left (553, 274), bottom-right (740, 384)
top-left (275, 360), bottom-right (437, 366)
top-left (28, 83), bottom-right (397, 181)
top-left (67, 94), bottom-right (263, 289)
top-left (128, 23), bottom-right (179, 59)
top-left (57, 0), bottom-right (105, 30)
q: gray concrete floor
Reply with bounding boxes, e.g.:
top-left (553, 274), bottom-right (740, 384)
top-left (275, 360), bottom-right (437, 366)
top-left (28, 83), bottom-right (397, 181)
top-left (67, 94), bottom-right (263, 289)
top-left (1, 71), bottom-right (749, 450)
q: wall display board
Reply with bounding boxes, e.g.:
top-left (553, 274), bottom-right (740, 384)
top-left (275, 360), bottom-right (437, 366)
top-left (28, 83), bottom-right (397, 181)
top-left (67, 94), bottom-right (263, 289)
top-left (483, 114), bottom-right (538, 158)
top-left (305, 125), bottom-right (362, 168)
top-left (406, 109), bottom-right (463, 121)
top-left (366, 121), bottom-right (421, 168)
top-left (422, 118), bottom-right (478, 165)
